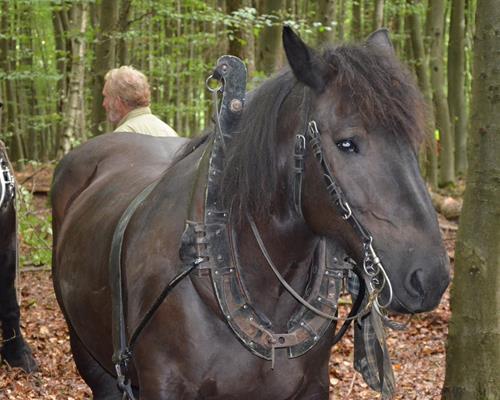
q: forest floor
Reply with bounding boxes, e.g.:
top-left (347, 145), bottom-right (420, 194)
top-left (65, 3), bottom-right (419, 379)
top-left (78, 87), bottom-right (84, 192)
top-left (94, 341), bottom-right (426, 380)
top-left (0, 165), bottom-right (458, 399)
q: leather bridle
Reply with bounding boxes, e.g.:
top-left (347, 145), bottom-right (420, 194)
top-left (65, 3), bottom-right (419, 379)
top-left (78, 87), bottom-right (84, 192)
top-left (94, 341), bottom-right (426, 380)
top-left (292, 118), bottom-right (409, 330)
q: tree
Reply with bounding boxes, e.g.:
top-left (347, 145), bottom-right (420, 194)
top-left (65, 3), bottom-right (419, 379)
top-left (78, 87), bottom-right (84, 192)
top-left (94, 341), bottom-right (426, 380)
top-left (427, 0), bottom-right (455, 186)
top-left (351, 0), bottom-right (363, 40)
top-left (0, 1), bottom-right (25, 165)
top-left (90, 0), bottom-right (119, 136)
top-left (407, 0), bottom-right (438, 187)
top-left (448, 0), bottom-right (468, 176)
top-left (373, 0), bottom-right (384, 31)
top-left (226, 0), bottom-right (255, 75)
top-left (337, 0), bottom-right (345, 40)
top-left (442, 0), bottom-right (500, 398)
top-left (317, 0), bottom-right (336, 44)
top-left (58, 2), bottom-right (89, 156)
top-left (256, 0), bottom-right (285, 74)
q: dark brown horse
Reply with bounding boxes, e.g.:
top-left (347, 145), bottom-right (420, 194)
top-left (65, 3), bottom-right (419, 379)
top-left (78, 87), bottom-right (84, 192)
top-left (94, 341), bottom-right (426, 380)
top-left (51, 28), bottom-right (449, 399)
top-left (0, 138), bottom-right (37, 372)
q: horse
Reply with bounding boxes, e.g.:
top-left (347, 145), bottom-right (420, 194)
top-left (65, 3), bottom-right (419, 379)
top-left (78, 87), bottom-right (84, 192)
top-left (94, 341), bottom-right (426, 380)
top-left (51, 28), bottom-right (450, 399)
top-left (0, 138), bottom-right (37, 372)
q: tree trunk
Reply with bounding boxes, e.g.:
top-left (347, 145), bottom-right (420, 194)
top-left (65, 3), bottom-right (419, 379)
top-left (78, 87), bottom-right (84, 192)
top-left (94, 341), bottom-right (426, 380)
top-left (351, 0), bottom-right (362, 40)
top-left (51, 4), bottom-right (71, 151)
top-left (317, 0), bottom-right (336, 44)
top-left (256, 0), bottom-right (284, 75)
top-left (407, 0), bottom-right (438, 188)
top-left (90, 0), bottom-right (119, 136)
top-left (59, 2), bottom-right (89, 156)
top-left (226, 0), bottom-right (255, 75)
top-left (18, 4), bottom-right (37, 160)
top-left (337, 0), bottom-right (345, 40)
top-left (117, 0), bottom-right (132, 65)
top-left (0, 3), bottom-right (24, 166)
top-left (448, 0), bottom-right (467, 176)
top-left (227, 0), bottom-right (245, 58)
top-left (442, 1), bottom-right (500, 398)
top-left (373, 0), bottom-right (384, 31)
top-left (427, 0), bottom-right (455, 186)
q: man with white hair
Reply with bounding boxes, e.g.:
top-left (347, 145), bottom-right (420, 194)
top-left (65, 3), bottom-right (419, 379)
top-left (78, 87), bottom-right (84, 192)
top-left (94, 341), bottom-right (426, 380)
top-left (102, 66), bottom-right (177, 137)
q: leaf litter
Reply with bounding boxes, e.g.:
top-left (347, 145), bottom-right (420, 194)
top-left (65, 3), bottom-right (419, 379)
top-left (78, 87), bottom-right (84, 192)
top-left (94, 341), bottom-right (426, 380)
top-left (0, 197), bottom-right (456, 399)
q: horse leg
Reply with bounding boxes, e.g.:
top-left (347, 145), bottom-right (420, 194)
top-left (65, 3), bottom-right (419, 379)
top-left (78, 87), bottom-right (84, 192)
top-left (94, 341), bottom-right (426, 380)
top-left (0, 249), bottom-right (38, 372)
top-left (68, 328), bottom-right (130, 400)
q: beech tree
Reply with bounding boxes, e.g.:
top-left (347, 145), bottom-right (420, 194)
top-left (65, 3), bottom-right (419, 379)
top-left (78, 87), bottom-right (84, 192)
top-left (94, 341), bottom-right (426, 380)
top-left (448, 0), bottom-right (468, 176)
top-left (427, 0), bottom-right (455, 186)
top-left (442, 0), bottom-right (500, 397)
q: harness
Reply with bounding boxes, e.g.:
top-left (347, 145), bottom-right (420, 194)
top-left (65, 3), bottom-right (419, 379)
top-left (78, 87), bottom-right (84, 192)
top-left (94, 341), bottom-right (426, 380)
top-left (109, 56), bottom-right (405, 399)
top-left (0, 153), bottom-right (15, 210)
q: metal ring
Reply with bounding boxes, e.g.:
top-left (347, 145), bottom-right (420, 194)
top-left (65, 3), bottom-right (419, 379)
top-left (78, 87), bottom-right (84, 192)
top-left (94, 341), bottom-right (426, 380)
top-left (205, 74), bottom-right (223, 93)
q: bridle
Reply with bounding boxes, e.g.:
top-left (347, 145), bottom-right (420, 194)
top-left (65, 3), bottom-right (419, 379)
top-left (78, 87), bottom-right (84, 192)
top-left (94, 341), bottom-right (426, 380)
top-left (290, 117), bottom-right (409, 330)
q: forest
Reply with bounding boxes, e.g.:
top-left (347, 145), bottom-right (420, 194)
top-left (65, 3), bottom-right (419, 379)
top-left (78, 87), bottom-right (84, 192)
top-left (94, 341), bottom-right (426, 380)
top-left (1, 0), bottom-right (499, 399)
top-left (0, 0), bottom-right (475, 188)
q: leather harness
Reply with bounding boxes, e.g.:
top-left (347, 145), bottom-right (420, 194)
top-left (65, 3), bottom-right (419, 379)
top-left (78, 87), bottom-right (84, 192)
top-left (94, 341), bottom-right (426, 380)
top-left (0, 149), bottom-right (15, 210)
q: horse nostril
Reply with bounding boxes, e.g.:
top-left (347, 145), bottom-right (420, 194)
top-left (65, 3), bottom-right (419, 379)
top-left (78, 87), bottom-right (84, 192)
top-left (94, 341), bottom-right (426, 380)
top-left (407, 269), bottom-right (425, 298)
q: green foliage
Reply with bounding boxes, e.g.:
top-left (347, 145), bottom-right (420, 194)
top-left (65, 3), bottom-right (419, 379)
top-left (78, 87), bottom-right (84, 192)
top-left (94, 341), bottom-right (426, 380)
top-left (17, 185), bottom-right (52, 268)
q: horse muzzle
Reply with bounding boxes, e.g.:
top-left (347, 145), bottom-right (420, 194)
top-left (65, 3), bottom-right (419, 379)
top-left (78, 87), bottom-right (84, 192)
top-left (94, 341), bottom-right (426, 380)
top-left (386, 253), bottom-right (450, 314)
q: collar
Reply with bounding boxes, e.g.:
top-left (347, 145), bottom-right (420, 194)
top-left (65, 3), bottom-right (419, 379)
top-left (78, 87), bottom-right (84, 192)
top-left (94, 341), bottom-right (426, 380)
top-left (116, 106), bottom-right (152, 127)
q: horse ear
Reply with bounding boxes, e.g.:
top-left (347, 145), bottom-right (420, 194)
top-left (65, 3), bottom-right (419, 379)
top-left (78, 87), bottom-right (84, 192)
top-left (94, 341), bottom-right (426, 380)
top-left (365, 28), bottom-right (395, 56)
top-left (283, 26), bottom-right (330, 92)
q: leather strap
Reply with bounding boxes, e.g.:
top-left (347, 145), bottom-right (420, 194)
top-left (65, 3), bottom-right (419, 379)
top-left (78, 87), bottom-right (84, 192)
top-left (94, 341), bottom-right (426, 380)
top-left (109, 180), bottom-right (160, 400)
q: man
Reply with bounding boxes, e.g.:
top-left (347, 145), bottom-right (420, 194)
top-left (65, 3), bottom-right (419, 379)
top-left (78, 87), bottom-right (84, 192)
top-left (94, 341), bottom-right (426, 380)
top-left (102, 66), bottom-right (178, 137)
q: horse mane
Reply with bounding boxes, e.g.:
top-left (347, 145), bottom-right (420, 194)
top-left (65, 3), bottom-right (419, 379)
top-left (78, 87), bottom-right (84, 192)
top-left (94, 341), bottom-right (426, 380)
top-left (221, 70), bottom-right (299, 219)
top-left (169, 129), bottom-right (211, 166)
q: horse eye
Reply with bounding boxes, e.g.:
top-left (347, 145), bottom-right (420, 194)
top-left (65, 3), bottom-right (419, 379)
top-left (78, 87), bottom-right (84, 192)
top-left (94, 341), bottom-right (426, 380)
top-left (336, 139), bottom-right (358, 153)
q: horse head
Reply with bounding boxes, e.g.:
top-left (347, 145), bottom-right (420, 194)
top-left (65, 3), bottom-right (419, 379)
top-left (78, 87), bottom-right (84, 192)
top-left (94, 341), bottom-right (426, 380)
top-left (281, 27), bottom-right (450, 314)
top-left (223, 28), bottom-right (449, 317)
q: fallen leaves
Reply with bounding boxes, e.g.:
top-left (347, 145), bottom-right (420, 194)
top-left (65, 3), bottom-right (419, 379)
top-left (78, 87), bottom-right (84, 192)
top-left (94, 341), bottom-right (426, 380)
top-left (0, 206), bottom-right (456, 399)
top-left (0, 272), bottom-right (91, 400)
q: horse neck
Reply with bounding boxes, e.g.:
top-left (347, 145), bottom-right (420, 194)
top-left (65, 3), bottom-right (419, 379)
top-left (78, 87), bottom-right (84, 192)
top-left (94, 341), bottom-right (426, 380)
top-left (232, 207), bottom-right (319, 329)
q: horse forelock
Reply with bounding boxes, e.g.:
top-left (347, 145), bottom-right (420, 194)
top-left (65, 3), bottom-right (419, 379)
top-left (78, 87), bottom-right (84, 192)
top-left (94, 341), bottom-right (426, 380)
top-left (323, 44), bottom-right (427, 147)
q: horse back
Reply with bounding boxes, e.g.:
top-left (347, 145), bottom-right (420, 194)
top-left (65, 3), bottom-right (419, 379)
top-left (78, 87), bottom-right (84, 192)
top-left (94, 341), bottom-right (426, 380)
top-left (51, 133), bottom-right (188, 232)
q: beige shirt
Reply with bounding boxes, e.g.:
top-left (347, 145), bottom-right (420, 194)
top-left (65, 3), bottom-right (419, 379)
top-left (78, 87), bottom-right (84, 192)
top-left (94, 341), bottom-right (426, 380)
top-left (114, 107), bottom-right (178, 137)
